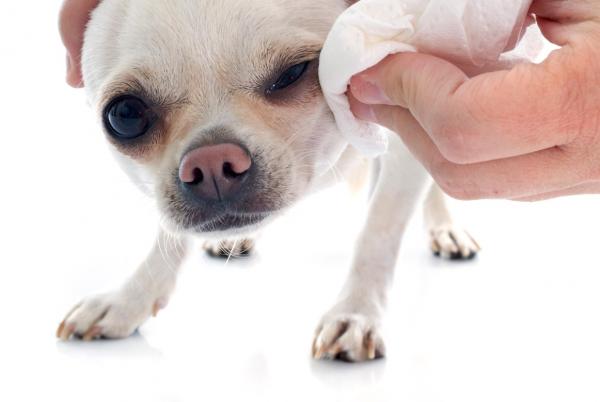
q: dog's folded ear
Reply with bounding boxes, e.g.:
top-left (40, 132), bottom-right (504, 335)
top-left (60, 0), bottom-right (102, 88)
top-left (346, 0), bottom-right (359, 5)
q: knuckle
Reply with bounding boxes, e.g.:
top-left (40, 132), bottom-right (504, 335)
top-left (431, 79), bottom-right (498, 164)
top-left (439, 184), bottom-right (481, 201)
top-left (578, 146), bottom-right (600, 182)
top-left (547, 42), bottom-right (597, 144)
top-left (428, 154), bottom-right (451, 179)
top-left (590, 159), bottom-right (600, 182)
top-left (431, 163), bottom-right (485, 200)
top-left (382, 58), bottom-right (412, 107)
top-left (430, 119), bottom-right (474, 164)
top-left (438, 138), bottom-right (473, 164)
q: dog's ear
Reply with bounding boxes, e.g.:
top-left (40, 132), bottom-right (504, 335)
top-left (60, 0), bottom-right (102, 88)
top-left (346, 0), bottom-right (359, 5)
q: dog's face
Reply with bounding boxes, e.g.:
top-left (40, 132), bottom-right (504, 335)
top-left (82, 0), bottom-right (352, 237)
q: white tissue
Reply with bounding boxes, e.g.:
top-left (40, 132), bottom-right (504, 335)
top-left (319, 0), bottom-right (536, 157)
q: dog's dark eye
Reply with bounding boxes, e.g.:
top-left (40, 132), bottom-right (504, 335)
top-left (104, 96), bottom-right (155, 139)
top-left (267, 61), bottom-right (310, 94)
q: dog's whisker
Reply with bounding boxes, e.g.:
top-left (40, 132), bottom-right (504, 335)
top-left (224, 239), bottom-right (238, 266)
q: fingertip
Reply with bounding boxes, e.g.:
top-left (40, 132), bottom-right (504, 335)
top-left (347, 90), bottom-right (377, 122)
top-left (349, 75), bottom-right (393, 105)
top-left (351, 53), bottom-right (434, 109)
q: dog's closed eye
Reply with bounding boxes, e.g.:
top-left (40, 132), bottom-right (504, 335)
top-left (266, 61), bottom-right (310, 95)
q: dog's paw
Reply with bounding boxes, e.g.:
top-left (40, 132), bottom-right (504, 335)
top-left (57, 291), bottom-right (164, 341)
top-left (430, 224), bottom-right (480, 260)
top-left (203, 238), bottom-right (255, 259)
top-left (312, 314), bottom-right (385, 363)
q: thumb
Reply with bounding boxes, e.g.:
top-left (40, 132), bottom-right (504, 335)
top-left (349, 52), bottom-right (468, 112)
top-left (348, 47), bottom-right (582, 164)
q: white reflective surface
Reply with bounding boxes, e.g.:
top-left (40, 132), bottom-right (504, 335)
top-left (1, 2), bottom-right (600, 401)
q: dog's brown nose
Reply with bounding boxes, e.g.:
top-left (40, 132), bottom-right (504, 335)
top-left (179, 143), bottom-right (252, 201)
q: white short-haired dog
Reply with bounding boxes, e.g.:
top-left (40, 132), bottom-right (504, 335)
top-left (57, 0), bottom-right (479, 362)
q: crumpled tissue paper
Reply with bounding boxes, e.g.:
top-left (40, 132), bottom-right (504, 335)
top-left (319, 0), bottom-right (538, 156)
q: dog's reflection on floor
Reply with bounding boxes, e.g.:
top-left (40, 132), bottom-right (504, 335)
top-left (55, 330), bottom-right (163, 360)
top-left (310, 355), bottom-right (387, 388)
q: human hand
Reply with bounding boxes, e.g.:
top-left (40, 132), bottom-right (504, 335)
top-left (349, 0), bottom-right (600, 201)
top-left (59, 0), bottom-right (101, 87)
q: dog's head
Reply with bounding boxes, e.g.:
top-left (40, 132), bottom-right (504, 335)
top-left (82, 0), bottom-right (355, 237)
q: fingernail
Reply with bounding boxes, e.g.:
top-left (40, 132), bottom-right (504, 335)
top-left (351, 75), bottom-right (391, 104)
top-left (350, 99), bottom-right (377, 122)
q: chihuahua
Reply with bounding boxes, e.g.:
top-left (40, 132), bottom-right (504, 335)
top-left (57, 0), bottom-right (479, 362)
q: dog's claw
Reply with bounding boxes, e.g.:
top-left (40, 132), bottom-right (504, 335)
top-left (366, 332), bottom-right (376, 360)
top-left (152, 299), bottom-right (167, 317)
top-left (58, 323), bottom-right (76, 341)
top-left (430, 224), bottom-right (480, 260)
top-left (313, 344), bottom-right (326, 360)
top-left (313, 315), bottom-right (384, 363)
top-left (328, 342), bottom-right (344, 358)
top-left (57, 291), bottom-right (160, 342)
top-left (83, 326), bottom-right (103, 342)
top-left (56, 321), bottom-right (66, 339)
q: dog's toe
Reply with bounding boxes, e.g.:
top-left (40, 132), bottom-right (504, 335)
top-left (430, 224), bottom-right (480, 260)
top-left (312, 314), bottom-right (385, 363)
top-left (203, 238), bottom-right (255, 259)
top-left (57, 291), bottom-right (161, 341)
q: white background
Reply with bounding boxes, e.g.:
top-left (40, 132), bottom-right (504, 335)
top-left (1, 2), bottom-right (600, 402)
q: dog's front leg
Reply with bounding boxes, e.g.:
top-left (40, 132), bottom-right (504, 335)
top-left (57, 229), bottom-right (188, 341)
top-left (313, 137), bottom-right (430, 362)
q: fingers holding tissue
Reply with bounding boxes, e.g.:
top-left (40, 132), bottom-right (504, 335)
top-left (328, 0), bottom-right (600, 200)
